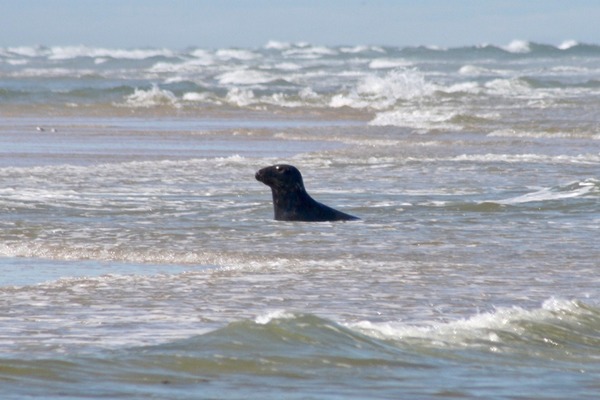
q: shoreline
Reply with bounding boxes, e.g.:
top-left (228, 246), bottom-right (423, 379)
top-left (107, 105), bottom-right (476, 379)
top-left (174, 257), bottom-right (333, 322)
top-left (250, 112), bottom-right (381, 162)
top-left (0, 114), bottom-right (366, 132)
top-left (0, 114), bottom-right (357, 168)
top-left (0, 104), bottom-right (373, 122)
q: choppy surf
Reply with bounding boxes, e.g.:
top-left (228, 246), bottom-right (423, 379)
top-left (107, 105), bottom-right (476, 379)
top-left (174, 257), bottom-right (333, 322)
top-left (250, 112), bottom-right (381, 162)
top-left (1, 39), bottom-right (599, 399)
top-left (1, 301), bottom-right (599, 399)
top-left (2, 40), bottom-right (600, 138)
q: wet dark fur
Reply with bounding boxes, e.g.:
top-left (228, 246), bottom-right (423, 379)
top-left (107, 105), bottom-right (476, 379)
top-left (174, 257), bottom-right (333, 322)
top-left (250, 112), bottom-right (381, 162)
top-left (255, 164), bottom-right (359, 222)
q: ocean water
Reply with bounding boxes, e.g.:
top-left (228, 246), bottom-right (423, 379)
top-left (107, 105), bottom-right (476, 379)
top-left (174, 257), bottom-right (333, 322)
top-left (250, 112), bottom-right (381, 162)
top-left (1, 40), bottom-right (599, 399)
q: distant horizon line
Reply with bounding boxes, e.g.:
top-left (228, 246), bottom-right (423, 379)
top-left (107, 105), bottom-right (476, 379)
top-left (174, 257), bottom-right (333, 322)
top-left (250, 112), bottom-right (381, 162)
top-left (1, 39), bottom-right (595, 51)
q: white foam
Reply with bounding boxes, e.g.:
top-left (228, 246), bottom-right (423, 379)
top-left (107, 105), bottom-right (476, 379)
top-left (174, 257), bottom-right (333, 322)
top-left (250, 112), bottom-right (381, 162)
top-left (360, 69), bottom-right (433, 100)
top-left (0, 241), bottom-right (220, 266)
top-left (488, 129), bottom-right (599, 140)
top-left (12, 67), bottom-right (96, 78)
top-left (350, 298), bottom-right (585, 346)
top-left (548, 65), bottom-right (594, 75)
top-left (444, 81), bottom-right (481, 94)
top-left (264, 40), bottom-right (292, 50)
top-left (5, 59), bottom-right (29, 66)
top-left (458, 65), bottom-right (478, 76)
top-left (558, 40), bottom-right (579, 50)
top-left (215, 48), bottom-right (258, 61)
top-left (450, 153), bottom-right (600, 165)
top-left (369, 108), bottom-right (459, 130)
top-left (217, 69), bottom-right (277, 85)
top-left (274, 62), bottom-right (302, 71)
top-left (340, 45), bottom-right (384, 54)
top-left (0, 271), bottom-right (219, 350)
top-left (299, 87), bottom-right (320, 100)
top-left (502, 40), bottom-right (531, 54)
top-left (188, 48), bottom-right (207, 57)
top-left (255, 310), bottom-right (296, 325)
top-left (283, 45), bottom-right (338, 58)
top-left (182, 92), bottom-right (209, 102)
top-left (226, 87), bottom-right (255, 106)
top-left (496, 180), bottom-right (597, 205)
top-left (459, 64), bottom-right (497, 76)
top-left (121, 84), bottom-right (178, 108)
top-left (6, 46), bottom-right (45, 57)
top-left (484, 78), bottom-right (532, 96)
top-left (425, 45), bottom-right (447, 51)
top-left (330, 69), bottom-right (434, 110)
top-left (150, 56), bottom-right (215, 73)
top-left (369, 58), bottom-right (412, 69)
top-left (48, 45), bottom-right (175, 60)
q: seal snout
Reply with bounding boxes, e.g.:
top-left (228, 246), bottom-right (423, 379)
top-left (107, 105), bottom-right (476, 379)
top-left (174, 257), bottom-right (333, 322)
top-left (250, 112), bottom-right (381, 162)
top-left (255, 167), bottom-right (271, 185)
top-left (255, 164), bottom-right (302, 190)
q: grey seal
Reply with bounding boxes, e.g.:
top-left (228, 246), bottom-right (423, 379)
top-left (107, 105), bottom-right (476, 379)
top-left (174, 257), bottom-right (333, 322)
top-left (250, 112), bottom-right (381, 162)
top-left (255, 164), bottom-right (359, 222)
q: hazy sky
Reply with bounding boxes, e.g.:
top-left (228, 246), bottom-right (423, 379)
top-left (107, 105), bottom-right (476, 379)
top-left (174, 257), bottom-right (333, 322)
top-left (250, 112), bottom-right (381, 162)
top-left (1, 0), bottom-right (598, 49)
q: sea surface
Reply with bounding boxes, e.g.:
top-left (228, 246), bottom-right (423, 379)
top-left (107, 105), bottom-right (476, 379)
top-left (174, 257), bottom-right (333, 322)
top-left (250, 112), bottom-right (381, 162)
top-left (1, 40), bottom-right (599, 399)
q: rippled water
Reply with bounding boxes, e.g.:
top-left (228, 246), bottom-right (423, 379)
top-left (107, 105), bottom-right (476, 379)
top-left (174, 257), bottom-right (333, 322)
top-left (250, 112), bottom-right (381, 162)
top-left (1, 41), bottom-right (599, 399)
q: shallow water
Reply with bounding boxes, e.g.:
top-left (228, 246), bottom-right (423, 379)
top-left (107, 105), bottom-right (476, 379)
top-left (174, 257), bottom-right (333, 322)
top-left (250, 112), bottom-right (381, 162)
top-left (1, 41), bottom-right (599, 399)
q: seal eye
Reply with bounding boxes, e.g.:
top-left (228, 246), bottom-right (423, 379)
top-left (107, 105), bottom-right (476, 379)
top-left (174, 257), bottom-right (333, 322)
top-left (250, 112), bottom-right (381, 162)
top-left (275, 165), bottom-right (286, 173)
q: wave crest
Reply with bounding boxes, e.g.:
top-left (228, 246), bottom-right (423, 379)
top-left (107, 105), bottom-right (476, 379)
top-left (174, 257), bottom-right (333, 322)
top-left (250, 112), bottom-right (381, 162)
top-left (120, 84), bottom-right (178, 108)
top-left (331, 69), bottom-right (434, 110)
top-left (351, 298), bottom-right (600, 358)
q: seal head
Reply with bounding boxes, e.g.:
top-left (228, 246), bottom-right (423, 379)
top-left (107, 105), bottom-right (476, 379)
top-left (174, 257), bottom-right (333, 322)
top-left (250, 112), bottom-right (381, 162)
top-left (255, 164), bottom-right (359, 222)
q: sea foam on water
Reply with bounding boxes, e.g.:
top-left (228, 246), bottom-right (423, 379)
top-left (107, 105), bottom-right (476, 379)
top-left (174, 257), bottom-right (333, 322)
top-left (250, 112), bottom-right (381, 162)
top-left (1, 40), bottom-right (600, 399)
top-left (330, 69), bottom-right (434, 110)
